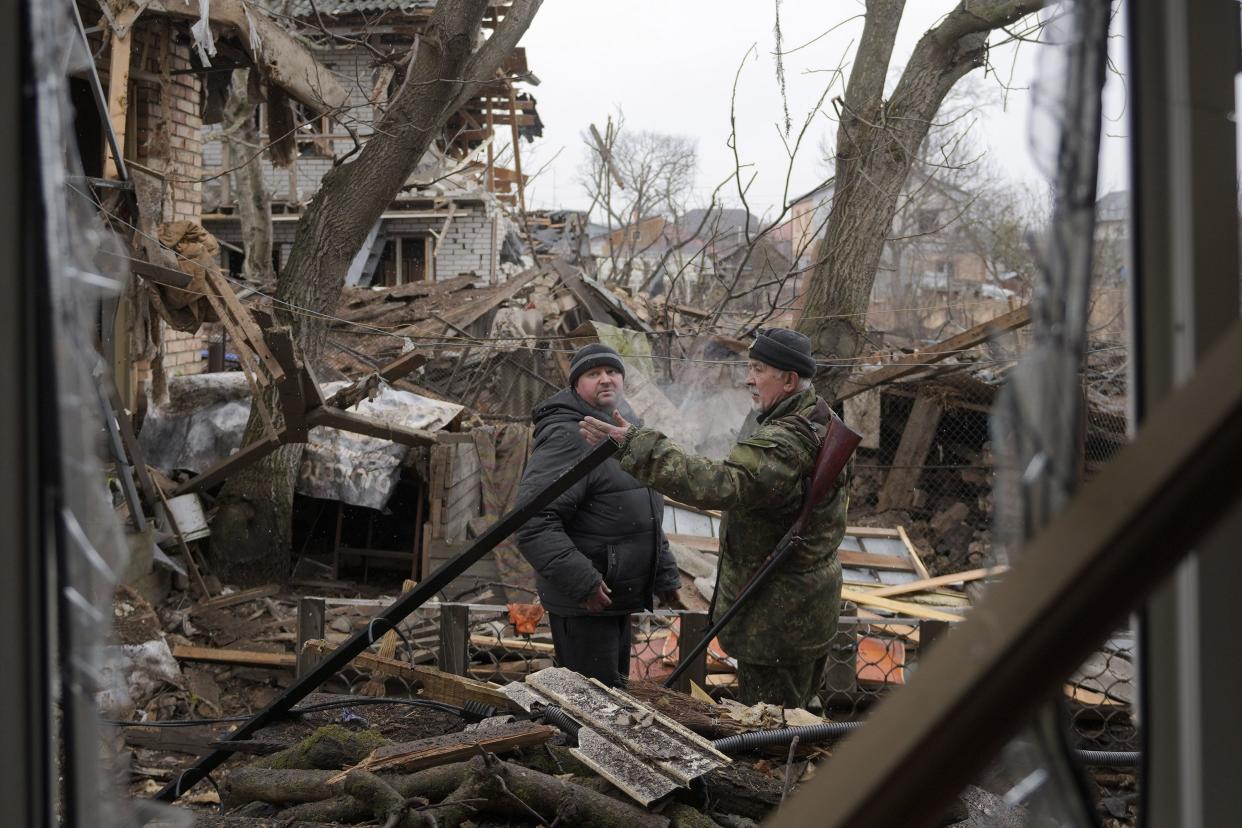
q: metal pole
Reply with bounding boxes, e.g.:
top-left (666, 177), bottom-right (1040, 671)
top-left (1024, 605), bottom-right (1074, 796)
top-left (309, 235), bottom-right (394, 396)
top-left (154, 439), bottom-right (618, 802)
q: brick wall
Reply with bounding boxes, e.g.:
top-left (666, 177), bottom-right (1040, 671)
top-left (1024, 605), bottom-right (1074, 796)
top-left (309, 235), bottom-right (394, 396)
top-left (433, 209), bottom-right (499, 281)
top-left (98, 15), bottom-right (209, 385)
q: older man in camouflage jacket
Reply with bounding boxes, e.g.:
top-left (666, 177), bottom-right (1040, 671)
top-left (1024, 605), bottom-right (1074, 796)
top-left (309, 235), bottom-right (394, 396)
top-left (581, 328), bottom-right (847, 708)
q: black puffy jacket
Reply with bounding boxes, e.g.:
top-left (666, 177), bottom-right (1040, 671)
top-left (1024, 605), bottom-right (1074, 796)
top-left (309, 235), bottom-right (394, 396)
top-left (515, 388), bottom-right (680, 616)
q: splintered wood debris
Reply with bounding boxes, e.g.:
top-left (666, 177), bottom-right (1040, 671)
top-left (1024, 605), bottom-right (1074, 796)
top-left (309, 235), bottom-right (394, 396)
top-left (504, 667), bottom-right (730, 805)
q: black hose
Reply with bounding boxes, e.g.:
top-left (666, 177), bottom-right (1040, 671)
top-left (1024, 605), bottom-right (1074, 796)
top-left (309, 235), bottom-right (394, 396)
top-left (539, 705), bottom-right (581, 739)
top-left (710, 725), bottom-right (1141, 768)
top-left (1074, 749), bottom-right (1140, 767)
top-left (711, 721), bottom-right (863, 754)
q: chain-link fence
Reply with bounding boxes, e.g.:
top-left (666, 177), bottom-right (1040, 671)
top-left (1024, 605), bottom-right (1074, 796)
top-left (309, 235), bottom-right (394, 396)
top-left (303, 600), bottom-right (1135, 754)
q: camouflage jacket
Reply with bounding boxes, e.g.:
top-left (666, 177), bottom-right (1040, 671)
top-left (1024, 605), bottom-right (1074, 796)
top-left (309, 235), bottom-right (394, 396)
top-left (617, 388), bottom-right (847, 666)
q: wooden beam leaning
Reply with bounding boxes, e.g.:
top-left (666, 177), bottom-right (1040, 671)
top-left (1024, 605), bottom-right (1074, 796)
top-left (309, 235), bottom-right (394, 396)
top-left (837, 305), bottom-right (1031, 402)
top-left (306, 407), bottom-right (438, 447)
top-left (877, 388), bottom-right (944, 512)
top-left (205, 269), bottom-right (286, 384)
top-left (153, 439), bottom-right (620, 803)
top-left (770, 320), bottom-right (1242, 828)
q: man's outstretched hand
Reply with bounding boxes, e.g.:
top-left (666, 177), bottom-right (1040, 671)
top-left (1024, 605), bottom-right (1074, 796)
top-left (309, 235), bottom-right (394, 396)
top-left (580, 410), bottom-right (633, 446)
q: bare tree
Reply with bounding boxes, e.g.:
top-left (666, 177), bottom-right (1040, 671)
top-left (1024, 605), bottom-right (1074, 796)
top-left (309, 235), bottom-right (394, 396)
top-left (580, 114), bottom-right (699, 287)
top-left (211, 0), bottom-right (543, 586)
top-left (794, 0), bottom-right (1045, 395)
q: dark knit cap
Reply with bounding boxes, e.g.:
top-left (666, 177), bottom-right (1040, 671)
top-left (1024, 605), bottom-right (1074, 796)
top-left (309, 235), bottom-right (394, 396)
top-left (569, 343), bottom-right (626, 388)
top-left (749, 328), bottom-right (817, 377)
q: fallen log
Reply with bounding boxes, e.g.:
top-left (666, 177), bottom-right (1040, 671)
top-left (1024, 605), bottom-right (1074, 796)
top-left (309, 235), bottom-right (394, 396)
top-left (251, 725), bottom-right (389, 771)
top-left (225, 756), bottom-right (670, 828)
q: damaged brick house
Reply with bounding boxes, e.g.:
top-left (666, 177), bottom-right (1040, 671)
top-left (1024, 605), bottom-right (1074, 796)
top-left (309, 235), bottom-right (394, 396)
top-left (73, 0), bottom-right (364, 410)
top-left (200, 0), bottom-right (542, 289)
top-left (74, 0), bottom-right (541, 407)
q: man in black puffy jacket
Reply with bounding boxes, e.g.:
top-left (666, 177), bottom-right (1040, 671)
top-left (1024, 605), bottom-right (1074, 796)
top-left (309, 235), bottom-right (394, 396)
top-left (515, 343), bottom-right (682, 687)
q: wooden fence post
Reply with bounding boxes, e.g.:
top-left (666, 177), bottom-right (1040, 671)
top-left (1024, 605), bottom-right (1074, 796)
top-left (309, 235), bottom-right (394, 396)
top-left (438, 603), bottom-right (471, 676)
top-left (296, 597), bottom-right (326, 679)
top-left (674, 611), bottom-right (710, 694)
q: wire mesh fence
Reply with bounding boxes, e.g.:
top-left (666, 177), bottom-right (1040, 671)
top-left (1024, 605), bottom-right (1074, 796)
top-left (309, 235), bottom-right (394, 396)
top-left (305, 601), bottom-right (1135, 755)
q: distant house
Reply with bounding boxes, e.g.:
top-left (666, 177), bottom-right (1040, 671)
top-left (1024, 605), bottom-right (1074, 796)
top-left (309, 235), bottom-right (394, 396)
top-left (786, 176), bottom-right (1017, 343)
top-left (201, 0), bottom-right (542, 287)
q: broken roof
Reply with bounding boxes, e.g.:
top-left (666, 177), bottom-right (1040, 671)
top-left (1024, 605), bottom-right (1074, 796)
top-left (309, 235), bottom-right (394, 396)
top-left (284, 0), bottom-right (436, 14)
top-left (139, 374), bottom-right (462, 509)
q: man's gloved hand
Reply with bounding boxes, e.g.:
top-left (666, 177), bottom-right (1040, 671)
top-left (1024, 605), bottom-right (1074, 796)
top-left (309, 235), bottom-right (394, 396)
top-left (580, 581), bottom-right (613, 612)
top-left (657, 589), bottom-right (685, 610)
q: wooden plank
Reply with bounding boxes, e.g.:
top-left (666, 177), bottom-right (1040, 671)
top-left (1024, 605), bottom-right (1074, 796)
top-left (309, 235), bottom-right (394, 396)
top-left (296, 598), bottom-right (326, 679)
top-left (839, 550), bottom-right (915, 571)
top-left (172, 645), bottom-right (295, 669)
top-left (173, 432), bottom-right (284, 496)
top-left (307, 406), bottom-right (438, 447)
top-left (866, 567), bottom-right (1008, 599)
top-left (438, 603), bottom-right (470, 676)
top-left (839, 589), bottom-right (964, 623)
top-left (670, 535), bottom-right (913, 571)
top-left (301, 640), bottom-right (515, 710)
top-left (123, 727), bottom-right (219, 756)
top-left (196, 584), bottom-right (280, 610)
top-left (103, 29), bottom-right (132, 180)
top-left (443, 470), bottom-right (480, 513)
top-left (428, 445), bottom-right (448, 540)
top-left (380, 349), bottom-right (429, 383)
top-left (155, 485), bottom-right (211, 599)
top-left (362, 580), bottom-right (415, 693)
top-left (896, 525), bottom-right (931, 580)
top-left (877, 388), bottom-right (944, 512)
top-left (333, 721), bottom-right (555, 779)
top-left (845, 527), bottom-right (903, 539)
top-left (124, 255), bottom-right (193, 289)
top-left (469, 634), bottom-right (556, 654)
top-left (211, 270), bottom-right (286, 383)
top-left (447, 443), bottom-right (481, 487)
top-left (837, 305), bottom-right (1032, 402)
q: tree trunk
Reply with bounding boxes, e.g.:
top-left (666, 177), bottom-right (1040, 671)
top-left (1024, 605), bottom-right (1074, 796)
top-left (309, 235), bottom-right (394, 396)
top-left (210, 0), bottom-right (543, 585)
top-left (796, 0), bottom-right (1043, 398)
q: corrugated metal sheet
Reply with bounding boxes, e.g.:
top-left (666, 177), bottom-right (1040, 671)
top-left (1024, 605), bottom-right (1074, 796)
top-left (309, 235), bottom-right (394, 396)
top-left (505, 668), bottom-right (729, 805)
top-left (284, 0), bottom-right (436, 16)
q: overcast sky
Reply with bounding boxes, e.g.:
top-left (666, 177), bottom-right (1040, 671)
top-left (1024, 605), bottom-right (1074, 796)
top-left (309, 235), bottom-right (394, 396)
top-left (514, 1), bottom-right (1131, 221)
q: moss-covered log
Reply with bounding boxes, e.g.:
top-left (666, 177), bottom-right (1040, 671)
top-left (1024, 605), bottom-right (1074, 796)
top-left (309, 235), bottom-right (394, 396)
top-left (251, 725), bottom-right (388, 771)
top-left (662, 801), bottom-right (726, 828)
